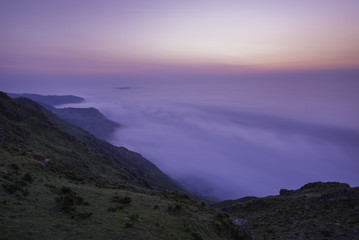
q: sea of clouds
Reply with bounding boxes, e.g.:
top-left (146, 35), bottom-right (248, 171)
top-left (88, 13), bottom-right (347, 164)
top-left (3, 70), bottom-right (359, 200)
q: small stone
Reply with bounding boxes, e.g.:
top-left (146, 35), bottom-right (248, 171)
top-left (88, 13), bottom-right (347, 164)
top-left (42, 158), bottom-right (50, 164)
top-left (233, 218), bottom-right (248, 228)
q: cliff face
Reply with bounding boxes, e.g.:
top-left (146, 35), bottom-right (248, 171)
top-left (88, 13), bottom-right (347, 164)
top-left (213, 182), bottom-right (359, 239)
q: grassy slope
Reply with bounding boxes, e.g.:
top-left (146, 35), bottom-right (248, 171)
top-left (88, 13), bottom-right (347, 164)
top-left (14, 96), bottom-right (186, 193)
top-left (0, 92), bottom-right (247, 240)
top-left (212, 182), bottom-right (359, 240)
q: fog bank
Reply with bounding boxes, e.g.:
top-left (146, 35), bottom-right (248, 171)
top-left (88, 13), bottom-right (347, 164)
top-left (2, 70), bottom-right (359, 200)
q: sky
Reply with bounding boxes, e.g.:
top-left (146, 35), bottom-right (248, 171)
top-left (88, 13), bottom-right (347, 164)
top-left (1, 1), bottom-right (359, 199)
top-left (1, 0), bottom-right (359, 74)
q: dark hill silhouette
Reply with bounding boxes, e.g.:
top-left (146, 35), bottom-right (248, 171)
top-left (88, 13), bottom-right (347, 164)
top-left (7, 92), bottom-right (119, 140)
top-left (7, 93), bottom-right (84, 106)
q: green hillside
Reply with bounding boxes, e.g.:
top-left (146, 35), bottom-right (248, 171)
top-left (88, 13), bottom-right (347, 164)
top-left (0, 92), bottom-right (248, 239)
top-left (13, 95), bottom-right (186, 193)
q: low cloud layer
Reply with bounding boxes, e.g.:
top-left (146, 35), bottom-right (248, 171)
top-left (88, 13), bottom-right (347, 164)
top-left (81, 74), bottom-right (358, 200)
top-left (3, 70), bottom-right (359, 200)
top-left (108, 97), bottom-right (359, 200)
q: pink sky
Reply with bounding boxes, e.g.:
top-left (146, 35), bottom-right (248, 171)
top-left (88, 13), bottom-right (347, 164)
top-left (1, 0), bottom-right (359, 75)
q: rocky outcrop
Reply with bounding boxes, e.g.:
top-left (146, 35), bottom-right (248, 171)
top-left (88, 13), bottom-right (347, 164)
top-left (213, 182), bottom-right (359, 240)
top-left (0, 125), bottom-right (4, 144)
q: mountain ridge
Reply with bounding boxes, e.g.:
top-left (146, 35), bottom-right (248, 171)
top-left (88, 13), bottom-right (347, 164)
top-left (7, 92), bottom-right (120, 140)
top-left (7, 93), bottom-right (84, 106)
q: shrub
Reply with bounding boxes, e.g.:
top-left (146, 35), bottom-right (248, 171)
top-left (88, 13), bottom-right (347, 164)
top-left (56, 195), bottom-right (76, 212)
top-left (320, 229), bottom-right (332, 237)
top-left (56, 187), bottom-right (89, 214)
top-left (75, 211), bottom-right (93, 219)
top-left (179, 194), bottom-right (190, 200)
top-left (23, 173), bottom-right (33, 183)
top-left (2, 183), bottom-right (21, 194)
top-left (22, 189), bottom-right (30, 196)
top-left (130, 213), bottom-right (139, 221)
top-left (279, 189), bottom-right (292, 196)
top-left (60, 186), bottom-right (71, 194)
top-left (216, 212), bottom-right (229, 221)
top-left (124, 222), bottom-right (133, 228)
top-left (111, 196), bottom-right (132, 204)
top-left (107, 206), bottom-right (124, 212)
top-left (10, 163), bottom-right (20, 171)
top-left (191, 232), bottom-right (203, 240)
top-left (45, 183), bottom-right (56, 189)
top-left (107, 207), bottom-right (116, 212)
top-left (167, 204), bottom-right (182, 213)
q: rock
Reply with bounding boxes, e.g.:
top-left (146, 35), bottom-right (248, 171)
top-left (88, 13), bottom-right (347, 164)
top-left (82, 163), bottom-right (89, 169)
top-left (280, 189), bottom-right (292, 196)
top-left (42, 159), bottom-right (50, 164)
top-left (233, 218), bottom-right (248, 228)
top-left (0, 125), bottom-right (4, 144)
top-left (319, 190), bottom-right (351, 202)
top-left (300, 182), bottom-right (350, 191)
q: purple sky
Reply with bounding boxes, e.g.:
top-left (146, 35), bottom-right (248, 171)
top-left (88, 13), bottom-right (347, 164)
top-left (1, 0), bottom-right (359, 74)
top-left (1, 1), bottom-right (359, 199)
